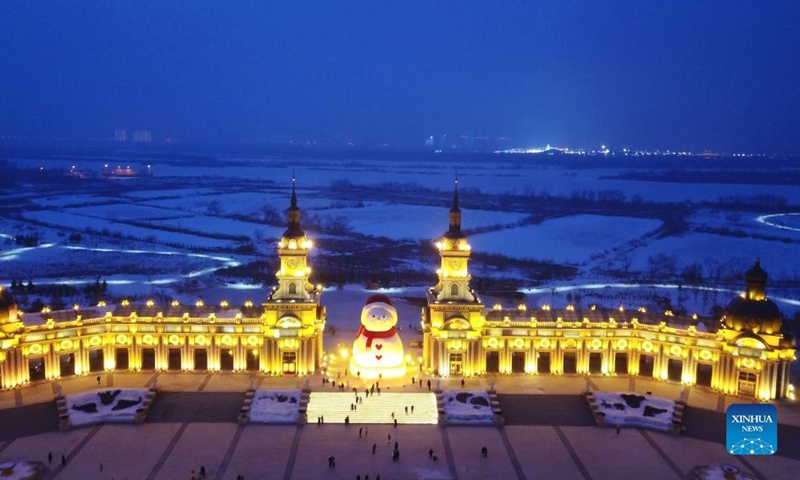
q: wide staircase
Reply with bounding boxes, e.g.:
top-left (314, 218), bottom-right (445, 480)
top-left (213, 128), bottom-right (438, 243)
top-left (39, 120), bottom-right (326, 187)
top-left (306, 392), bottom-right (438, 424)
top-left (147, 392), bottom-right (245, 423)
top-left (498, 394), bottom-right (595, 426)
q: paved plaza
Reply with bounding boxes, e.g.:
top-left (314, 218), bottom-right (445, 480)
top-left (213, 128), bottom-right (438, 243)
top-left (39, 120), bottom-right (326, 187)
top-left (1, 371), bottom-right (800, 479)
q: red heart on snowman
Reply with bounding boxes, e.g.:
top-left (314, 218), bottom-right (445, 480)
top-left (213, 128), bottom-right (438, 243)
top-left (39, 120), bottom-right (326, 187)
top-left (375, 355), bottom-right (383, 360)
top-left (375, 344), bottom-right (383, 350)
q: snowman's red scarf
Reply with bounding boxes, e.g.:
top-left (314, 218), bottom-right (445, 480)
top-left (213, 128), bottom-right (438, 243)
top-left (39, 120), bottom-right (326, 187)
top-left (357, 325), bottom-right (397, 348)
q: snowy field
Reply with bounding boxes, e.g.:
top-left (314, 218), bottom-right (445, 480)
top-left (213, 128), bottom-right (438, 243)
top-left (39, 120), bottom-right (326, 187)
top-left (627, 232), bottom-right (799, 275)
top-left (441, 390), bottom-right (495, 424)
top-left (470, 215), bottom-right (662, 264)
top-left (248, 389), bottom-right (302, 423)
top-left (18, 155), bottom-right (800, 204)
top-left (20, 210), bottom-right (232, 248)
top-left (149, 215), bottom-right (284, 240)
top-left (592, 391), bottom-right (675, 431)
top-left (66, 388), bottom-right (148, 426)
top-left (65, 204), bottom-right (189, 221)
top-left (319, 204), bottom-right (528, 241)
top-left (2, 150), bottom-right (799, 322)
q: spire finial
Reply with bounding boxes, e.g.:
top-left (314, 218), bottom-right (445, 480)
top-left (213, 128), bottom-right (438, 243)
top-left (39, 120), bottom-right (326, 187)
top-left (451, 170), bottom-right (460, 212)
top-left (290, 170), bottom-right (298, 209)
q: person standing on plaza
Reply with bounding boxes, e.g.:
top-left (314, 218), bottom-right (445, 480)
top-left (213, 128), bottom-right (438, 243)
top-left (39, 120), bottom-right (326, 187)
top-left (372, 443), bottom-right (377, 454)
top-left (427, 379), bottom-right (431, 391)
top-left (359, 427), bottom-right (363, 438)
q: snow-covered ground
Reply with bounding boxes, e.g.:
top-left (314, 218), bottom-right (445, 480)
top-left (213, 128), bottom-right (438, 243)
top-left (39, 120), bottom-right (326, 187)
top-left (3, 153), bottom-right (799, 323)
top-left (21, 210), bottom-right (231, 248)
top-left (66, 388), bottom-right (148, 426)
top-left (248, 389), bottom-right (302, 423)
top-left (593, 391), bottom-right (675, 431)
top-left (0, 460), bottom-right (42, 480)
top-left (441, 390), bottom-right (495, 424)
top-left (471, 215), bottom-right (662, 264)
top-left (627, 232), bottom-right (798, 275)
top-left (316, 204), bottom-right (528, 241)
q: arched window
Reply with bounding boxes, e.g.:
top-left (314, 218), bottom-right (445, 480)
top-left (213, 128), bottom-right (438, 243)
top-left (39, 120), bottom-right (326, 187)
top-left (450, 284), bottom-right (459, 296)
top-left (288, 283), bottom-right (297, 295)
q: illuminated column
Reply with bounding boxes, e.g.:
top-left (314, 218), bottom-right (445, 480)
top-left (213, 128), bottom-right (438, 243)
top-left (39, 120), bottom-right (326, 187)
top-left (105, 343), bottom-right (115, 371)
top-left (553, 342), bottom-right (562, 375)
top-left (628, 348), bottom-right (638, 376)
top-left (577, 345), bottom-right (587, 375)
top-left (656, 345), bottom-right (666, 380)
top-left (156, 339), bottom-right (167, 371)
top-left (527, 343), bottom-right (535, 374)
top-left (779, 361), bottom-right (790, 398)
top-left (184, 342), bottom-right (193, 371)
top-left (44, 349), bottom-right (57, 380)
top-left (769, 363), bottom-right (778, 400)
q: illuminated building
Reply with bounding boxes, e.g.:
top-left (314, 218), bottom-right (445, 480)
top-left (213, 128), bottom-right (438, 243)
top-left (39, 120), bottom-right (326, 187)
top-left (422, 178), bottom-right (486, 377)
top-left (0, 179), bottom-right (325, 388)
top-left (0, 179), bottom-right (795, 401)
top-left (422, 190), bottom-right (796, 401)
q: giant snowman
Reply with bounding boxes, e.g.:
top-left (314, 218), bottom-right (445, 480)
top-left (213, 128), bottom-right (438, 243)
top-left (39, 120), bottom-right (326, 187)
top-left (350, 295), bottom-right (406, 379)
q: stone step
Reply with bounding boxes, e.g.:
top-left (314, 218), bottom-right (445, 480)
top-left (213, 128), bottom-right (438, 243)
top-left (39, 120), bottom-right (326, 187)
top-left (498, 394), bottom-right (595, 426)
top-left (148, 392), bottom-right (245, 423)
top-left (306, 392), bottom-right (438, 424)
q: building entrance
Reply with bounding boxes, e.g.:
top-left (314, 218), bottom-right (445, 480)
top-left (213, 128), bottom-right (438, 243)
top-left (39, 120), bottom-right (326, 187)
top-left (563, 352), bottom-right (577, 374)
top-left (246, 349), bottom-right (259, 371)
top-left (449, 353), bottom-right (464, 376)
top-left (194, 349), bottom-right (208, 371)
top-left (696, 363), bottom-right (713, 387)
top-left (639, 354), bottom-right (654, 377)
top-left (588, 353), bottom-right (602, 374)
top-left (220, 349), bottom-right (234, 371)
top-left (28, 357), bottom-right (45, 381)
top-left (738, 371), bottom-right (757, 397)
top-left (59, 353), bottom-right (75, 377)
top-left (667, 359), bottom-right (683, 382)
top-left (537, 352), bottom-right (551, 374)
top-left (167, 348), bottom-right (181, 370)
top-left (115, 348), bottom-right (129, 370)
top-left (89, 349), bottom-right (104, 373)
top-left (485, 351), bottom-right (499, 373)
top-left (282, 351), bottom-right (297, 374)
top-left (511, 351), bottom-right (525, 373)
top-left (614, 353), bottom-right (628, 374)
top-left (142, 348), bottom-right (156, 370)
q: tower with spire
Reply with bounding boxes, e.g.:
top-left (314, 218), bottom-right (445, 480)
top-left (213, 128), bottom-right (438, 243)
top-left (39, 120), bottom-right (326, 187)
top-left (270, 175), bottom-right (315, 301)
top-left (261, 175), bottom-right (326, 375)
top-left (432, 174), bottom-right (476, 303)
top-left (422, 174), bottom-right (485, 376)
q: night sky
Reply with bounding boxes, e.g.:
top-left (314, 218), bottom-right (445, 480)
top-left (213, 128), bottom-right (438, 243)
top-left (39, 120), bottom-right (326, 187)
top-left (1, 1), bottom-right (798, 152)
